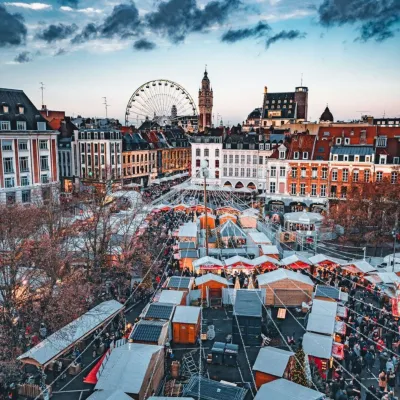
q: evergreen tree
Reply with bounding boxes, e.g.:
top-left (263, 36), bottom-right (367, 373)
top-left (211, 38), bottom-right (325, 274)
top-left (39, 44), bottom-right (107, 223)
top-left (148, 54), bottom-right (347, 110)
top-left (215, 231), bottom-right (225, 249)
top-left (290, 345), bottom-right (309, 388)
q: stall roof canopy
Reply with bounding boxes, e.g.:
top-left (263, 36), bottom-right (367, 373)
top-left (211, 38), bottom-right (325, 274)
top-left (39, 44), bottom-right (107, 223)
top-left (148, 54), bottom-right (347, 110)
top-left (224, 255), bottom-right (253, 266)
top-left (309, 253), bottom-right (346, 265)
top-left (252, 255), bottom-right (281, 266)
top-left (306, 313), bottom-right (335, 336)
top-left (179, 250), bottom-right (199, 259)
top-left (254, 379), bottom-right (324, 400)
top-left (173, 306), bottom-right (200, 324)
top-left (95, 343), bottom-right (162, 394)
top-left (302, 332), bottom-right (333, 359)
top-left (218, 220), bottom-right (246, 238)
top-left (158, 290), bottom-right (185, 305)
top-left (280, 254), bottom-right (311, 266)
top-left (311, 299), bottom-right (337, 316)
top-left (342, 260), bottom-right (377, 274)
top-left (87, 390), bottom-right (133, 400)
top-left (195, 273), bottom-right (228, 286)
top-left (366, 272), bottom-right (400, 285)
top-left (247, 231), bottom-right (271, 244)
top-left (260, 245), bottom-right (280, 255)
top-left (183, 376), bottom-right (247, 400)
top-left (167, 276), bottom-right (193, 289)
top-left (178, 222), bottom-right (197, 237)
top-left (314, 285), bottom-right (341, 301)
top-left (193, 256), bottom-right (224, 269)
top-left (234, 290), bottom-right (262, 317)
top-left (143, 302), bottom-right (175, 320)
top-left (252, 347), bottom-right (293, 377)
top-left (256, 269), bottom-right (313, 286)
top-left (18, 300), bottom-right (124, 367)
top-left (283, 211), bottom-right (323, 224)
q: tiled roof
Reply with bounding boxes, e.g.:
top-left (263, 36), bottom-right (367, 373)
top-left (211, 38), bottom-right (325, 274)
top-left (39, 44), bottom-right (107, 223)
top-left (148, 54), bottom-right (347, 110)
top-left (143, 302), bottom-right (175, 320)
top-left (129, 320), bottom-right (165, 343)
top-left (331, 146), bottom-right (374, 155)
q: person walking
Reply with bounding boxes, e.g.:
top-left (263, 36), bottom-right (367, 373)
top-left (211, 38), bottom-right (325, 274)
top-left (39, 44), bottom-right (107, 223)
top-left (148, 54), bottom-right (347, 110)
top-left (379, 370), bottom-right (388, 393)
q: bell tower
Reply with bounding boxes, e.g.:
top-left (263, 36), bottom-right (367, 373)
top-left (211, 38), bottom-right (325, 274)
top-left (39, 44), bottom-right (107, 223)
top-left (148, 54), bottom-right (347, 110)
top-left (198, 67), bottom-right (213, 131)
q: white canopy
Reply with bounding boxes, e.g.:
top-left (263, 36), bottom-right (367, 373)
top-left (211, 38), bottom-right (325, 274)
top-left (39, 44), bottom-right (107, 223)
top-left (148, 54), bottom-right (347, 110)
top-left (284, 211), bottom-right (323, 224)
top-left (309, 253), bottom-right (347, 265)
top-left (178, 222), bottom-right (197, 238)
top-left (193, 256), bottom-right (224, 269)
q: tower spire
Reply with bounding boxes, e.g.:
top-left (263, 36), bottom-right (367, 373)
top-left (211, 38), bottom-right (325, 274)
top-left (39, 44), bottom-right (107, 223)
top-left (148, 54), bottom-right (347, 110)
top-left (198, 68), bottom-right (213, 131)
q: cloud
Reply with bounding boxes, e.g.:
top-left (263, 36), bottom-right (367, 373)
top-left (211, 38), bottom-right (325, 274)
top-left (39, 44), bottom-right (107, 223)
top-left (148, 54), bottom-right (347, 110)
top-left (221, 21), bottom-right (271, 43)
top-left (265, 29), bottom-right (306, 48)
top-left (71, 23), bottom-right (98, 44)
top-left (133, 38), bottom-right (156, 50)
top-left (58, 0), bottom-right (79, 7)
top-left (14, 51), bottom-right (32, 63)
top-left (60, 5), bottom-right (102, 13)
top-left (100, 2), bottom-right (141, 38)
top-left (36, 23), bottom-right (78, 43)
top-left (3, 2), bottom-right (51, 10)
top-left (317, 0), bottom-right (400, 42)
top-left (146, 0), bottom-right (241, 43)
top-left (0, 5), bottom-right (27, 47)
top-left (55, 48), bottom-right (67, 56)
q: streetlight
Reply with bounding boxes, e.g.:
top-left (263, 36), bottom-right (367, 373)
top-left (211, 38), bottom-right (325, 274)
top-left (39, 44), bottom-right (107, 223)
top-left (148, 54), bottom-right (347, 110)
top-left (200, 160), bottom-right (209, 256)
top-left (392, 227), bottom-right (399, 272)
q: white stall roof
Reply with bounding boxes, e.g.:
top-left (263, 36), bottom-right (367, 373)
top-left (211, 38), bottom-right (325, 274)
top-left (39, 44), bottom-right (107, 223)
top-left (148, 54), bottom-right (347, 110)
top-left (87, 390), bottom-right (132, 400)
top-left (224, 255), bottom-right (253, 266)
top-left (306, 313), bottom-right (335, 336)
top-left (195, 273), bottom-right (228, 286)
top-left (247, 231), bottom-right (271, 244)
top-left (309, 253), bottom-right (346, 265)
top-left (254, 379), bottom-right (324, 400)
top-left (311, 299), bottom-right (337, 317)
top-left (303, 332), bottom-right (333, 359)
top-left (280, 254), bottom-right (311, 266)
top-left (158, 290), bottom-right (185, 305)
top-left (256, 269), bottom-right (313, 286)
top-left (342, 260), bottom-right (377, 274)
top-left (95, 343), bottom-right (162, 394)
top-left (178, 222), bottom-right (197, 238)
top-left (252, 255), bottom-right (281, 266)
top-left (192, 256), bottom-right (224, 269)
top-left (284, 211), bottom-right (324, 224)
top-left (173, 306), bottom-right (201, 324)
top-left (366, 272), bottom-right (400, 285)
top-left (18, 300), bottom-right (124, 367)
top-left (253, 347), bottom-right (293, 377)
top-left (260, 245), bottom-right (280, 255)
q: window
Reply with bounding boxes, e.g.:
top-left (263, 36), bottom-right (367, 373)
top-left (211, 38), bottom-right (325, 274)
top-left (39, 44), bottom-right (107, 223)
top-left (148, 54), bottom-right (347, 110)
top-left (322, 167), bottom-right (328, 179)
top-left (228, 167), bottom-right (233, 176)
top-left (294, 151), bottom-right (299, 159)
top-left (270, 182), bottom-right (276, 193)
top-left (94, 143), bottom-right (98, 153)
top-left (37, 122), bottom-right (46, 131)
top-left (391, 171), bottom-right (398, 184)
top-left (393, 157), bottom-right (399, 164)
top-left (376, 171), bottom-right (383, 182)
top-left (229, 155), bottom-right (233, 163)
top-left (195, 148), bottom-right (200, 157)
top-left (311, 167), bottom-right (317, 179)
top-left (21, 176), bottom-right (30, 186)
top-left (247, 155), bottom-right (251, 164)
top-left (311, 184), bottom-right (317, 196)
top-left (235, 155), bottom-right (239, 164)
top-left (336, 137), bottom-right (342, 145)
top-left (204, 149), bottom-right (209, 157)
top-left (215, 149), bottom-right (219, 157)
top-left (343, 169), bottom-right (348, 182)
top-left (234, 168), bottom-right (239, 177)
top-left (215, 160), bottom-right (219, 168)
top-left (40, 156), bottom-right (49, 171)
top-left (259, 156), bottom-right (263, 165)
top-left (379, 155), bottom-right (387, 164)
top-left (253, 168), bottom-right (257, 178)
top-left (279, 150), bottom-right (285, 159)
top-left (300, 183), bottom-right (306, 195)
top-left (344, 138), bottom-right (350, 145)
top-left (302, 152), bottom-right (308, 159)
top-left (19, 157), bottom-right (29, 172)
top-left (4, 177), bottom-right (15, 188)
top-left (95, 155), bottom-right (99, 166)
top-left (22, 190), bottom-right (31, 203)
top-left (301, 167), bottom-right (306, 178)
top-left (364, 170), bottom-right (370, 182)
top-left (223, 154), bottom-right (227, 163)
top-left (1, 121), bottom-right (11, 130)
top-left (39, 140), bottom-right (48, 150)
top-left (291, 183), bottom-right (297, 195)
top-left (240, 168), bottom-right (245, 177)
top-left (196, 159), bottom-right (200, 167)
top-left (292, 168), bottom-right (297, 178)
top-left (17, 121), bottom-right (26, 130)
top-left (223, 167), bottom-right (227, 176)
top-left (101, 144), bottom-right (105, 153)
top-left (280, 167), bottom-right (286, 177)
top-left (376, 136), bottom-right (387, 147)
top-left (341, 187), bottom-right (347, 199)
top-left (41, 174), bottom-right (49, 183)
top-left (3, 158), bottom-right (13, 174)
top-left (253, 155), bottom-right (257, 164)
top-left (259, 144), bottom-right (264, 150)
top-left (332, 170), bottom-right (338, 181)
top-left (270, 166), bottom-right (276, 177)
top-left (265, 143), bottom-right (270, 150)
top-left (246, 168), bottom-right (251, 177)
top-left (320, 184), bottom-right (327, 197)
top-left (2, 140), bottom-right (12, 151)
top-left (330, 185), bottom-right (337, 197)
top-left (343, 155), bottom-right (349, 162)
top-left (352, 170), bottom-right (359, 182)
top-left (3, 105), bottom-right (9, 113)
top-left (240, 155), bottom-right (245, 164)
top-left (19, 140), bottom-right (28, 151)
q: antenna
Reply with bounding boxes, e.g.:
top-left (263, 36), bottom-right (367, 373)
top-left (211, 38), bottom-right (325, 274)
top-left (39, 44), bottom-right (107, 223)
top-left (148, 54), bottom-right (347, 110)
top-left (356, 110), bottom-right (370, 119)
top-left (300, 73), bottom-right (303, 86)
top-left (40, 82), bottom-right (45, 107)
top-left (102, 97), bottom-right (110, 119)
top-left (205, 64), bottom-right (207, 72)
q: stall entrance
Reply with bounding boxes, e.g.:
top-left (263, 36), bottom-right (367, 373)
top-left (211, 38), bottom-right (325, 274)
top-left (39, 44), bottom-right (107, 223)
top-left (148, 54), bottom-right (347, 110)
top-left (207, 287), bottom-right (223, 307)
top-left (274, 289), bottom-right (308, 307)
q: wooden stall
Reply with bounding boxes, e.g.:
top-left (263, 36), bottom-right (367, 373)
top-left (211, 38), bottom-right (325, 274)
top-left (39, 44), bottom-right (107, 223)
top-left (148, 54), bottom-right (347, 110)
top-left (179, 249), bottom-right (199, 272)
top-left (192, 256), bottom-right (225, 274)
top-left (252, 255), bottom-right (280, 272)
top-left (256, 269), bottom-right (314, 307)
top-left (195, 273), bottom-right (229, 300)
top-left (158, 290), bottom-right (187, 306)
top-left (239, 213), bottom-right (258, 229)
top-left (215, 206), bottom-right (241, 216)
top-left (219, 213), bottom-right (238, 225)
top-left (165, 276), bottom-right (194, 292)
top-left (178, 222), bottom-right (198, 246)
top-left (259, 245), bottom-right (280, 260)
top-left (225, 256), bottom-right (255, 274)
top-left (280, 254), bottom-right (312, 271)
top-left (172, 306), bottom-right (201, 344)
top-left (198, 213), bottom-right (216, 229)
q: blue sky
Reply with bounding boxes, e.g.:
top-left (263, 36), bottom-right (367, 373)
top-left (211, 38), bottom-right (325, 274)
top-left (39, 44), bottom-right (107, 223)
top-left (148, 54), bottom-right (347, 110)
top-left (1, 0), bottom-right (399, 125)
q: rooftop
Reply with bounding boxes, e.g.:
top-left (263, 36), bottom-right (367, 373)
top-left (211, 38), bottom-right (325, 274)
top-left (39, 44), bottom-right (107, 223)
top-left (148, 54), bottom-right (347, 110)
top-left (256, 269), bottom-right (313, 286)
top-left (129, 320), bottom-right (167, 343)
top-left (142, 302), bottom-right (175, 320)
top-left (172, 306), bottom-right (201, 324)
top-left (254, 379), bottom-right (324, 400)
top-left (252, 347), bottom-right (293, 377)
top-left (233, 290), bottom-right (262, 318)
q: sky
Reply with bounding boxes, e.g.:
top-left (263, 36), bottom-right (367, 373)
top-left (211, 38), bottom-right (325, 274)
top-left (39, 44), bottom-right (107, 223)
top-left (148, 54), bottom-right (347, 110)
top-left (1, 0), bottom-right (399, 125)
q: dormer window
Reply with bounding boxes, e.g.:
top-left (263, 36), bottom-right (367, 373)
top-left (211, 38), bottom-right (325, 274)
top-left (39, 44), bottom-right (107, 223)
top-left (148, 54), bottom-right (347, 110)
top-left (379, 154), bottom-right (387, 164)
top-left (376, 136), bottom-right (387, 147)
top-left (3, 105), bottom-right (9, 113)
top-left (259, 144), bottom-right (264, 150)
top-left (279, 150), bottom-right (286, 159)
top-left (294, 151), bottom-right (299, 159)
top-left (18, 106), bottom-right (24, 114)
top-left (344, 138), bottom-right (350, 145)
top-left (302, 152), bottom-right (308, 159)
top-left (336, 138), bottom-right (342, 145)
top-left (265, 143), bottom-right (270, 150)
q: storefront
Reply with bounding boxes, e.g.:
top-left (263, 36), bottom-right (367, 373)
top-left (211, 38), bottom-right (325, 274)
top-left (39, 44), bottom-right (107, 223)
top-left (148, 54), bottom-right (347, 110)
top-left (289, 201), bottom-right (308, 212)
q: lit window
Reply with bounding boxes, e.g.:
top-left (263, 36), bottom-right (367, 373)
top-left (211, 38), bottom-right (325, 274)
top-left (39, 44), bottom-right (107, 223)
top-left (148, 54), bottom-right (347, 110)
top-left (3, 105), bottom-right (9, 113)
top-left (18, 106), bottom-right (24, 114)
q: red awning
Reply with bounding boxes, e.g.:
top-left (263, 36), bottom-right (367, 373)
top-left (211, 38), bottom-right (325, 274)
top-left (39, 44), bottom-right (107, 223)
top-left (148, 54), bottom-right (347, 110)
top-left (287, 262), bottom-right (310, 270)
top-left (83, 351), bottom-right (109, 384)
top-left (200, 265), bottom-right (221, 270)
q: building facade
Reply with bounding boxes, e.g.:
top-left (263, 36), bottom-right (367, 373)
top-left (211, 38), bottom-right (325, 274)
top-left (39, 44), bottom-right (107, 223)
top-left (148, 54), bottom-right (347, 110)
top-left (198, 70), bottom-right (213, 131)
top-left (0, 88), bottom-right (59, 204)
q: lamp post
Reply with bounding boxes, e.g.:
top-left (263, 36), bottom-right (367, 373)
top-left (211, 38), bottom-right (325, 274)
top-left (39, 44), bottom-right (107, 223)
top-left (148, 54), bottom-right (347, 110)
top-left (392, 227), bottom-right (399, 272)
top-left (201, 160), bottom-right (209, 256)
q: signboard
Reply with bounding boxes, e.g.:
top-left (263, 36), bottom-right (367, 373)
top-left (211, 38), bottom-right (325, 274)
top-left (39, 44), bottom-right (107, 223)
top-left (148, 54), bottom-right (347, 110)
top-left (268, 110), bottom-right (282, 117)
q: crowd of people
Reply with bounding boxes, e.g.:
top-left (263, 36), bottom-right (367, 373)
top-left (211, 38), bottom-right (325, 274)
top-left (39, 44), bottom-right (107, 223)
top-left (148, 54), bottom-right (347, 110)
top-left (142, 176), bottom-right (187, 203)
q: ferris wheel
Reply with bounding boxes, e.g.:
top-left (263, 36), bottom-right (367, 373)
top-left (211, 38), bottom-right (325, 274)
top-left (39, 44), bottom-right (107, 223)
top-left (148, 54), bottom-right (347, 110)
top-left (125, 79), bottom-right (198, 127)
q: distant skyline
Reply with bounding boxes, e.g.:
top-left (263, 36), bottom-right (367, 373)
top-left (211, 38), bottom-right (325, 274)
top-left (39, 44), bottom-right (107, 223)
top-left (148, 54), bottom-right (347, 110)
top-left (1, 0), bottom-right (399, 125)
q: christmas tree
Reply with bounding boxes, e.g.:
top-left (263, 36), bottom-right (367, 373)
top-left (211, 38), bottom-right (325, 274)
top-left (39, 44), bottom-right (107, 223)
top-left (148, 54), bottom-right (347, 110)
top-left (290, 345), bottom-right (309, 388)
top-left (215, 231), bottom-right (225, 249)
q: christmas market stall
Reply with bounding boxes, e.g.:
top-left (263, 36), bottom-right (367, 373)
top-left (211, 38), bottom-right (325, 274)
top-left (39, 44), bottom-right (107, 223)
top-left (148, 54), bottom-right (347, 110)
top-left (247, 231), bottom-right (272, 247)
top-left (215, 206), bottom-right (241, 216)
top-left (129, 320), bottom-right (170, 345)
top-left (280, 254), bottom-right (312, 271)
top-left (259, 244), bottom-right (280, 259)
top-left (252, 347), bottom-right (294, 388)
top-left (251, 255), bottom-right (280, 272)
top-left (165, 276), bottom-right (194, 292)
top-left (157, 290), bottom-right (187, 306)
top-left (341, 260), bottom-right (377, 279)
top-left (239, 211), bottom-right (258, 229)
top-left (172, 306), bottom-right (201, 344)
top-left (193, 256), bottom-right (225, 274)
top-left (218, 220), bottom-right (247, 247)
top-left (177, 222), bottom-right (198, 246)
top-left (224, 255), bottom-right (255, 274)
top-left (256, 269), bottom-right (314, 307)
top-left (198, 213), bottom-right (216, 229)
top-left (308, 253), bottom-right (347, 277)
top-left (219, 213), bottom-right (238, 225)
top-left (195, 273), bottom-right (229, 300)
top-left (179, 249), bottom-right (199, 272)
top-left (173, 203), bottom-right (190, 213)
top-left (314, 285), bottom-right (348, 303)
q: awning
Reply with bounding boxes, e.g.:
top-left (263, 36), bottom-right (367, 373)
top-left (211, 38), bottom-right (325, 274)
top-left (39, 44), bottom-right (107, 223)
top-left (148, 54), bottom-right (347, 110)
top-left (84, 351), bottom-right (109, 384)
top-left (332, 342), bottom-right (344, 360)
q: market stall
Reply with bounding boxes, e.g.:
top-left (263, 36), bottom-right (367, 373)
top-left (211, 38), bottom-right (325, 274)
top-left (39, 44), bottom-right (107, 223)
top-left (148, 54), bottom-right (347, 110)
top-left (193, 256), bottom-right (225, 273)
top-left (280, 254), bottom-right (312, 271)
